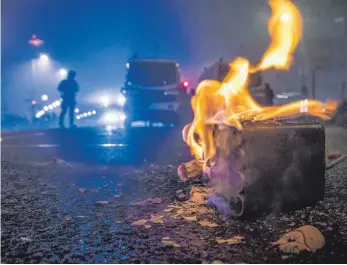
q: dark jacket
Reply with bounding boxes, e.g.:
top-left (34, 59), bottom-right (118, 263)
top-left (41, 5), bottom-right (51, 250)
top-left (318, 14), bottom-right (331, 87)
top-left (58, 79), bottom-right (79, 103)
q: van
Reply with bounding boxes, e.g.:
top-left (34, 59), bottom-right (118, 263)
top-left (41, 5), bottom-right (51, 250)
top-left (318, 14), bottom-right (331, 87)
top-left (121, 58), bottom-right (185, 127)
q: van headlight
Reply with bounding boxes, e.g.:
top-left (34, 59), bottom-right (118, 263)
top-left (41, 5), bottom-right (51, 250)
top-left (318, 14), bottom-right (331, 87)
top-left (101, 111), bottom-right (126, 125)
top-left (117, 94), bottom-right (126, 106)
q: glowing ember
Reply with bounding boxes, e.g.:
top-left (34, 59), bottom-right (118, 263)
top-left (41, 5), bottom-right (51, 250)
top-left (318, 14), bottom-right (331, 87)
top-left (183, 0), bottom-right (338, 168)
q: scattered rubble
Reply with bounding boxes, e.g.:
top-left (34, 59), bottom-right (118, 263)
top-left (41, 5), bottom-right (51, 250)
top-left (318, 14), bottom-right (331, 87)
top-left (162, 237), bottom-right (181, 248)
top-left (95, 200), bottom-right (109, 206)
top-left (327, 151), bottom-right (342, 160)
top-left (273, 225), bottom-right (325, 254)
top-left (216, 235), bottom-right (244, 245)
top-left (198, 221), bottom-right (218, 228)
top-left (131, 197), bottom-right (163, 206)
top-left (132, 219), bottom-right (147, 226)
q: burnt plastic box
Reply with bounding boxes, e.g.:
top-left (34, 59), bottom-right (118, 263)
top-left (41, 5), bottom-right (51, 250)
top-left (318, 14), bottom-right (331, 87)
top-left (211, 120), bottom-right (325, 218)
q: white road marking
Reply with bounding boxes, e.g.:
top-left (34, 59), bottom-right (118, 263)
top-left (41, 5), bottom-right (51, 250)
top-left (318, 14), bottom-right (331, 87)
top-left (1, 132), bottom-right (45, 141)
top-left (1, 143), bottom-right (128, 148)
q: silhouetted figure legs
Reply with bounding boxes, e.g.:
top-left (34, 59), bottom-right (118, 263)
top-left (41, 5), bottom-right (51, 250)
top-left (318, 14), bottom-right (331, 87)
top-left (59, 101), bottom-right (76, 128)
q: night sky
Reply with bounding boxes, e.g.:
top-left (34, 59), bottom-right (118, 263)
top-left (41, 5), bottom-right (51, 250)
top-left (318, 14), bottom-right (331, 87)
top-left (1, 0), bottom-right (346, 115)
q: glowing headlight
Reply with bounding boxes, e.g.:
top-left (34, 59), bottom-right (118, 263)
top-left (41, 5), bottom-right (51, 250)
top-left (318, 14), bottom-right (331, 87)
top-left (117, 94), bottom-right (126, 106)
top-left (100, 96), bottom-right (110, 107)
top-left (101, 111), bottom-right (127, 125)
top-left (103, 112), bottom-right (119, 123)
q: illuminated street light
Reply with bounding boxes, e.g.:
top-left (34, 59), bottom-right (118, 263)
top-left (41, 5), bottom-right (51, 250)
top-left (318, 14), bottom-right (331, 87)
top-left (41, 94), bottom-right (48, 101)
top-left (75, 108), bottom-right (80, 113)
top-left (87, 111), bottom-right (92, 116)
top-left (39, 53), bottom-right (49, 62)
top-left (43, 106), bottom-right (49, 111)
top-left (35, 110), bottom-right (45, 118)
top-left (59, 68), bottom-right (68, 78)
top-left (92, 110), bottom-right (96, 115)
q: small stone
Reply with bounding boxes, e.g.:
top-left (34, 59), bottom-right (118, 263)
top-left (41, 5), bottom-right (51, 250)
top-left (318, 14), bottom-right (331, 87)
top-left (20, 237), bottom-right (32, 242)
top-left (151, 198), bottom-right (162, 204)
top-left (183, 216), bottom-right (197, 222)
top-left (327, 151), bottom-right (341, 160)
top-left (162, 238), bottom-right (180, 248)
top-left (95, 201), bottom-right (109, 206)
top-left (132, 219), bottom-right (147, 226)
top-left (198, 221), bottom-right (218, 228)
top-left (150, 215), bottom-right (164, 224)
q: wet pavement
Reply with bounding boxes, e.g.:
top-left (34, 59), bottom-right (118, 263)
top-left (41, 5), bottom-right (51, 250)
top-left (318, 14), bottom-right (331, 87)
top-left (1, 125), bottom-right (347, 263)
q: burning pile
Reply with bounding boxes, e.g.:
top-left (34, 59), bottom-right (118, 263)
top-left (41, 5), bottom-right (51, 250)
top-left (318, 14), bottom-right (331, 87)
top-left (179, 0), bottom-right (338, 216)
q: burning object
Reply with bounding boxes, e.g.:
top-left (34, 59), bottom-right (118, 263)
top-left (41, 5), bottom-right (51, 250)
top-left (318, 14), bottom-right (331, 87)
top-left (210, 121), bottom-right (325, 217)
top-left (180, 0), bottom-right (338, 217)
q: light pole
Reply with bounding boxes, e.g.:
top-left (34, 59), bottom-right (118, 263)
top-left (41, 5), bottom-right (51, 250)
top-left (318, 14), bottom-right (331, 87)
top-left (28, 34), bottom-right (44, 100)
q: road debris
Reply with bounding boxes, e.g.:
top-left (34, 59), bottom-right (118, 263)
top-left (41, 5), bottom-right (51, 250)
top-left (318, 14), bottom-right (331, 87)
top-left (131, 197), bottom-right (163, 206)
top-left (326, 154), bottom-right (347, 170)
top-left (273, 225), bottom-right (325, 254)
top-left (188, 186), bottom-right (209, 205)
top-left (183, 216), bottom-right (197, 222)
top-left (327, 150), bottom-right (342, 160)
top-left (198, 221), bottom-right (218, 228)
top-left (212, 260), bottom-right (224, 264)
top-left (95, 200), bottom-right (109, 206)
top-left (114, 194), bottom-right (123, 199)
top-left (162, 237), bottom-right (181, 248)
top-left (132, 219), bottom-right (147, 226)
top-left (20, 237), bottom-right (32, 242)
top-left (150, 215), bottom-right (164, 224)
top-left (216, 235), bottom-right (244, 244)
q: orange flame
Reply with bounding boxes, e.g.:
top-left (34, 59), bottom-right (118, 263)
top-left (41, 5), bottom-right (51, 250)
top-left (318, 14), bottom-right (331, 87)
top-left (183, 0), bottom-right (338, 166)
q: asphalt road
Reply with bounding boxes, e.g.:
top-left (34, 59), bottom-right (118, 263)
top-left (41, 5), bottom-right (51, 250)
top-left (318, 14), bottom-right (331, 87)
top-left (1, 125), bottom-right (347, 263)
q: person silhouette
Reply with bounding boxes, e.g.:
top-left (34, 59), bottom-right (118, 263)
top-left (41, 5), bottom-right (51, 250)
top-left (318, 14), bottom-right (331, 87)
top-left (58, 70), bottom-right (79, 128)
top-left (264, 83), bottom-right (274, 106)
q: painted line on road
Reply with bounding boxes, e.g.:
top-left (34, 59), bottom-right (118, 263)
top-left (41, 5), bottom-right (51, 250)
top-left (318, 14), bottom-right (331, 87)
top-left (1, 132), bottom-right (45, 141)
top-left (1, 143), bottom-right (128, 148)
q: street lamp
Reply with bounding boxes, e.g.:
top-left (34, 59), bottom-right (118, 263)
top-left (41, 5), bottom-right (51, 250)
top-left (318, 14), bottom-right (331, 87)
top-left (41, 94), bottom-right (48, 101)
top-left (39, 53), bottom-right (49, 62)
top-left (59, 68), bottom-right (68, 78)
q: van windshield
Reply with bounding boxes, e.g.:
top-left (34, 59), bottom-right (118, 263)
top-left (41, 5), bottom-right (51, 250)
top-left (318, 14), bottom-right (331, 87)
top-left (126, 61), bottom-right (178, 87)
